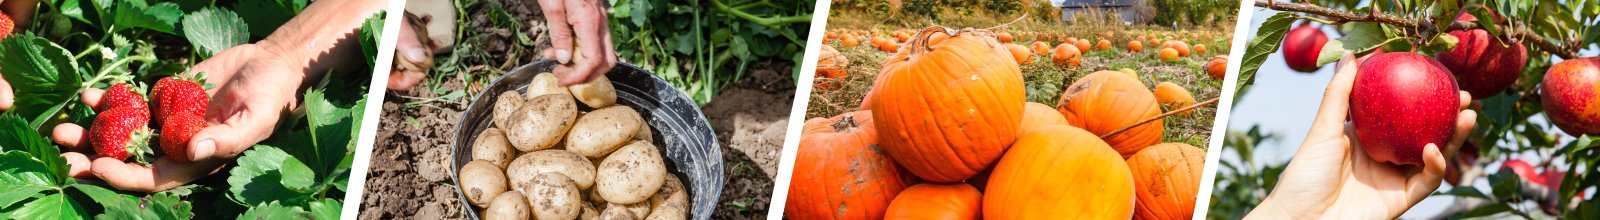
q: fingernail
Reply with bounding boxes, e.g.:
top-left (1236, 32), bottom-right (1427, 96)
top-left (402, 48), bottom-right (429, 63)
top-left (192, 140), bottom-right (216, 161)
top-left (556, 50), bottom-right (572, 64)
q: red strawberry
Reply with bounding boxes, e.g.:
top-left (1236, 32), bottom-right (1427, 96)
top-left (151, 76), bottom-right (209, 124)
top-left (160, 113), bottom-right (205, 163)
top-left (0, 13), bottom-right (13, 39)
top-left (97, 83), bottom-right (149, 118)
top-left (90, 107), bottom-right (153, 162)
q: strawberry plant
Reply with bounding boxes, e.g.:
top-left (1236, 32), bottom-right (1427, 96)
top-left (607, 0), bottom-right (813, 104)
top-left (1219, 1), bottom-right (1600, 219)
top-left (0, 0), bottom-right (379, 218)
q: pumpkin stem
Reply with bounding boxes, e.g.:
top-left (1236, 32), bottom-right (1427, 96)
top-left (832, 115), bottom-right (861, 131)
top-left (908, 26), bottom-right (951, 56)
top-left (1100, 97), bottom-right (1221, 139)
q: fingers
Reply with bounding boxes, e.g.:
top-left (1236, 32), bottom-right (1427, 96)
top-left (559, 0), bottom-right (612, 85)
top-left (188, 121), bottom-right (272, 163)
top-left (51, 123), bottom-right (88, 150)
top-left (62, 152), bottom-right (93, 179)
top-left (1459, 91), bottom-right (1471, 109)
top-left (387, 70), bottom-right (427, 91)
top-left (80, 88), bottom-right (106, 110)
top-left (1308, 53), bottom-right (1359, 136)
top-left (539, 0), bottom-right (573, 63)
top-left (1408, 144), bottom-right (1447, 204)
top-left (0, 73), bottom-right (12, 111)
top-left (90, 157), bottom-right (225, 192)
top-left (1446, 109), bottom-right (1477, 158)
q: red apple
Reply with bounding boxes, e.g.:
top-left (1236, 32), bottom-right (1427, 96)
top-left (1541, 58), bottom-right (1600, 136)
top-left (1350, 52), bottom-right (1460, 166)
top-left (1436, 7), bottom-right (1527, 99)
top-left (1282, 23), bottom-right (1328, 73)
top-left (1501, 159), bottom-right (1543, 185)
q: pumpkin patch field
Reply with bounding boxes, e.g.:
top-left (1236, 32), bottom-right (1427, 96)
top-left (789, 1), bottom-right (1236, 219)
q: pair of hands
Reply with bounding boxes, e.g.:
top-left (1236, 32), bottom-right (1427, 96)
top-left (1246, 53), bottom-right (1478, 219)
top-left (389, 0), bottom-right (617, 90)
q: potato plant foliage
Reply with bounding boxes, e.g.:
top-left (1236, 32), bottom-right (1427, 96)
top-left (0, 0), bottom-right (380, 218)
top-left (1218, 1), bottom-right (1600, 219)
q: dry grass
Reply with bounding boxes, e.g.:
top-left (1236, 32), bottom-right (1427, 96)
top-left (809, 11), bottom-right (1233, 148)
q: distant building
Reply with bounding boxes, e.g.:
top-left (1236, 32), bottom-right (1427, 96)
top-left (1057, 0), bottom-right (1150, 23)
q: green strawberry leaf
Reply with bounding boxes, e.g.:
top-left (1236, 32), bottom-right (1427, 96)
top-left (235, 201), bottom-right (305, 219)
top-left (70, 184), bottom-right (132, 206)
top-left (1237, 12), bottom-right (1296, 92)
top-left (0, 33), bottom-right (84, 125)
top-left (359, 12), bottom-right (384, 69)
top-left (10, 193), bottom-right (86, 219)
top-left (308, 198), bottom-right (341, 220)
top-left (236, 0), bottom-right (304, 38)
top-left (279, 156), bottom-right (315, 191)
top-left (0, 115), bottom-right (68, 184)
top-left (227, 146), bottom-right (309, 206)
top-left (182, 7), bottom-right (250, 59)
top-left (112, 0), bottom-right (183, 34)
top-left (94, 191), bottom-right (192, 220)
top-left (0, 151), bottom-right (56, 209)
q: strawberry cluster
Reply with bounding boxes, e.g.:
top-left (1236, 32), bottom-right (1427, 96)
top-left (0, 13), bottom-right (12, 39)
top-left (89, 75), bottom-right (210, 164)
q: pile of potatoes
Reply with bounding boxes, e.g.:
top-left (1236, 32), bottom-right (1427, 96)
top-left (460, 72), bottom-right (688, 220)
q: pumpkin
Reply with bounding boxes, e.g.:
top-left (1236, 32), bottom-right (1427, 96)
top-left (997, 32), bottom-right (1014, 43)
top-left (843, 35), bottom-right (861, 47)
top-left (1194, 44), bottom-right (1207, 54)
top-left (1128, 40), bottom-right (1144, 52)
top-left (817, 44), bottom-right (850, 79)
top-left (896, 31), bottom-right (911, 42)
top-left (1005, 44), bottom-right (1033, 65)
top-left (1162, 40), bottom-right (1191, 57)
top-left (1030, 41), bottom-right (1051, 55)
top-left (1051, 44), bottom-right (1081, 67)
top-left (862, 30), bottom-right (951, 111)
top-left (1118, 68), bottom-right (1139, 79)
top-left (983, 125), bottom-right (1135, 219)
top-left (787, 111), bottom-right (909, 219)
top-left (884, 183), bottom-right (982, 219)
top-left (1206, 56), bottom-right (1228, 80)
top-left (1127, 143), bottom-right (1205, 220)
top-left (1057, 71), bottom-right (1164, 158)
top-left (872, 26), bottom-right (1025, 182)
top-left (1074, 39), bottom-right (1092, 53)
top-left (1019, 102), bottom-right (1070, 133)
top-left (1153, 82), bottom-right (1197, 117)
top-left (1159, 48), bottom-right (1179, 61)
top-left (1096, 39), bottom-right (1112, 51)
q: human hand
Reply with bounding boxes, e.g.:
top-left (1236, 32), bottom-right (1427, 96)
top-left (389, 13), bottom-right (434, 91)
top-left (50, 44), bottom-right (300, 192)
top-left (538, 0), bottom-right (616, 85)
top-left (1246, 53), bottom-right (1477, 219)
top-left (0, 0), bottom-right (41, 111)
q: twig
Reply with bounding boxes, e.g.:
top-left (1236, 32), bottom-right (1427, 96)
top-left (985, 12), bottom-right (1029, 31)
top-left (1254, 0), bottom-right (1577, 59)
top-left (1100, 97), bottom-right (1220, 139)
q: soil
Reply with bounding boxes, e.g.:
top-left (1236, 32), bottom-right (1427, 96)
top-left (359, 1), bottom-right (792, 219)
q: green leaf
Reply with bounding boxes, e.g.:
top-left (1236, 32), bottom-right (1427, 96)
top-left (1419, 34), bottom-right (1458, 54)
top-left (182, 7), bottom-right (251, 58)
top-left (1237, 13), bottom-right (1297, 91)
top-left (308, 198), bottom-right (341, 220)
top-left (10, 193), bottom-right (85, 219)
top-left (1458, 203), bottom-right (1512, 218)
top-left (235, 0), bottom-right (300, 38)
top-left (359, 12), bottom-right (385, 69)
top-left (227, 146), bottom-right (308, 206)
top-left (95, 192), bottom-right (192, 220)
top-left (1463, 6), bottom-right (1502, 37)
top-left (0, 34), bottom-right (84, 122)
top-left (113, 0), bottom-right (183, 34)
top-left (70, 184), bottom-right (130, 206)
top-left (0, 152), bottom-right (55, 209)
top-left (235, 201), bottom-right (305, 219)
top-left (1315, 22), bottom-right (1392, 66)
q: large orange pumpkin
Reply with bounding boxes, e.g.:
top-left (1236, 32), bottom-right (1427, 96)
top-left (1162, 40), bottom-right (1191, 57)
top-left (1074, 39), bottom-right (1092, 53)
top-left (1005, 44), bottom-right (1033, 65)
top-left (997, 32), bottom-right (1014, 43)
top-left (1206, 56), bottom-right (1228, 80)
top-left (884, 183), bottom-right (982, 219)
top-left (1057, 71), bottom-right (1164, 158)
top-left (787, 111), bottom-right (909, 219)
top-left (983, 125), bottom-right (1135, 219)
top-left (1127, 143), bottom-right (1205, 220)
top-left (1153, 82), bottom-right (1197, 117)
top-left (1019, 102), bottom-right (1069, 133)
top-left (872, 26), bottom-right (1025, 182)
top-left (817, 44), bottom-right (850, 79)
top-left (1128, 40), bottom-right (1144, 52)
top-left (1159, 48), bottom-right (1179, 61)
top-left (1030, 41), bottom-right (1051, 55)
top-left (1051, 44), bottom-right (1081, 67)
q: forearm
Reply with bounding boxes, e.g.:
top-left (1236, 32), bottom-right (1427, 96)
top-left (258, 0), bottom-right (387, 88)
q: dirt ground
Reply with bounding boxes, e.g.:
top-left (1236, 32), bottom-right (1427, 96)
top-left (358, 1), bottom-right (791, 219)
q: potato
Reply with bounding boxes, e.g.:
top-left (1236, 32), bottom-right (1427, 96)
top-left (484, 191), bottom-right (530, 220)
top-left (459, 160), bottom-right (508, 208)
top-left (569, 75), bottom-right (617, 108)
top-left (528, 72), bottom-right (571, 98)
top-left (505, 94), bottom-right (578, 152)
top-left (522, 172), bottom-right (582, 220)
top-left (619, 202), bottom-right (651, 219)
top-left (507, 150), bottom-right (597, 190)
top-left (598, 205), bottom-right (636, 220)
top-left (567, 106), bottom-right (644, 159)
top-left (492, 91), bottom-right (524, 128)
top-left (580, 202), bottom-right (601, 220)
top-left (634, 123), bottom-right (653, 141)
top-left (645, 175), bottom-right (687, 220)
top-left (596, 141), bottom-right (667, 204)
top-left (586, 187), bottom-right (607, 203)
top-left (472, 128), bottom-right (515, 168)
